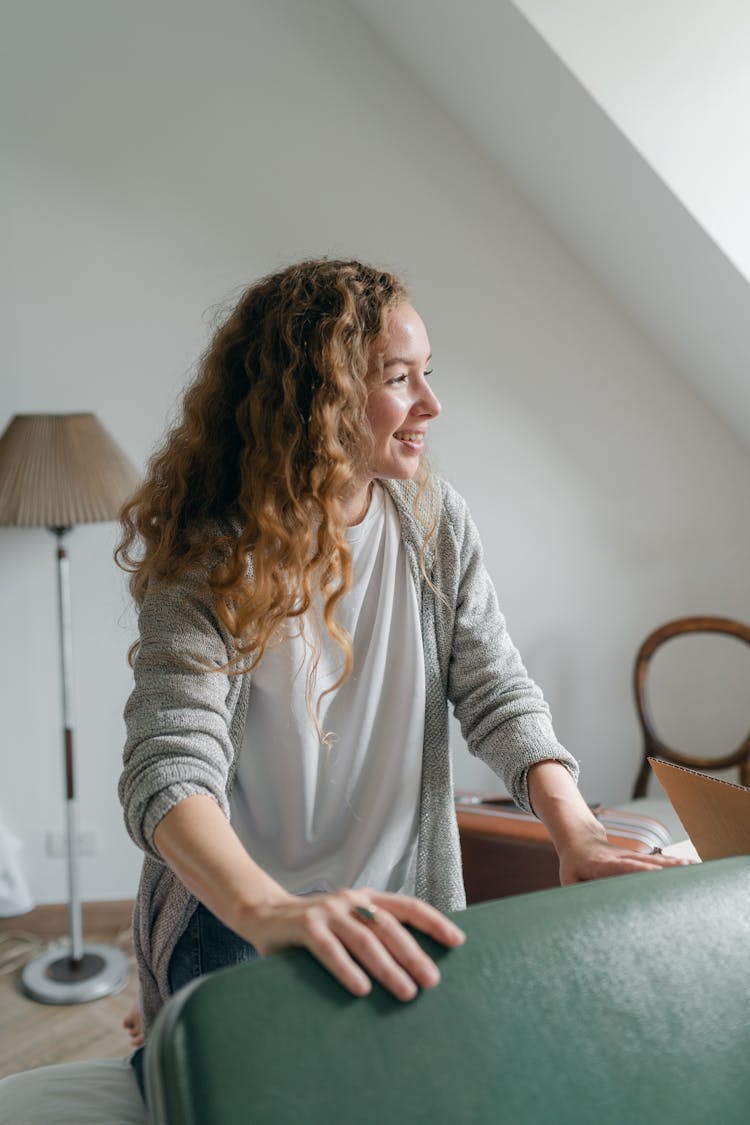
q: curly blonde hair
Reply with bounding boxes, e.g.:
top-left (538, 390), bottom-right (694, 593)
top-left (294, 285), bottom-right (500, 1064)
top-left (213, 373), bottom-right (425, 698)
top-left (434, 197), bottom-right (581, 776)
top-left (117, 258), bottom-right (419, 714)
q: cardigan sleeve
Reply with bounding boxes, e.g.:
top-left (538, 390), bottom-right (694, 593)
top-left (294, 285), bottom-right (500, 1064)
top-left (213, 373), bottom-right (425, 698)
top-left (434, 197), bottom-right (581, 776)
top-left (118, 572), bottom-right (239, 859)
top-left (441, 484), bottom-right (579, 813)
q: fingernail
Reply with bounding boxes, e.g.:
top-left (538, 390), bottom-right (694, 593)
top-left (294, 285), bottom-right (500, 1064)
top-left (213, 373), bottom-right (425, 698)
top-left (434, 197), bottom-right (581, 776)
top-left (354, 973), bottom-right (371, 995)
top-left (424, 964), bottom-right (440, 987)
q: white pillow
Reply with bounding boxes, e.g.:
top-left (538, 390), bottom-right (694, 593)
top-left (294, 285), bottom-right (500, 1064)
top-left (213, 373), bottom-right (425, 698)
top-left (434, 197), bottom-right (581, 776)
top-left (0, 1056), bottom-right (147, 1125)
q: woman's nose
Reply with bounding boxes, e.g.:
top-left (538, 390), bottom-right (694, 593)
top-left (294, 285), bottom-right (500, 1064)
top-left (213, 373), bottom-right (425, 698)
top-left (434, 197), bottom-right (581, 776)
top-left (418, 383), bottom-right (441, 419)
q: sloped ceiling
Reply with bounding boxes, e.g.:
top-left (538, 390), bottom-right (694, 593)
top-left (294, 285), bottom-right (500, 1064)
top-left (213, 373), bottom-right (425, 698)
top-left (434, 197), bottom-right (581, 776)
top-left (516, 0), bottom-right (750, 285)
top-left (347, 0), bottom-right (750, 451)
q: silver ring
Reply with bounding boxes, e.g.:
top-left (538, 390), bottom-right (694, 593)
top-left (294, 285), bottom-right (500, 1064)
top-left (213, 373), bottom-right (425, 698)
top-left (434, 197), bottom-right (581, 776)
top-left (352, 903), bottom-right (378, 924)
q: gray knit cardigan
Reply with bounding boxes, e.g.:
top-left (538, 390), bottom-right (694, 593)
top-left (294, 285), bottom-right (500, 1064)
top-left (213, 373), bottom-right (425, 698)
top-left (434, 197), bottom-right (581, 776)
top-left (119, 476), bottom-right (578, 1034)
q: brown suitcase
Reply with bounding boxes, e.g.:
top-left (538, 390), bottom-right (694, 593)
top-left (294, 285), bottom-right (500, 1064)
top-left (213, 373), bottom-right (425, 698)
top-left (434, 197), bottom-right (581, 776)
top-left (456, 792), bottom-right (673, 904)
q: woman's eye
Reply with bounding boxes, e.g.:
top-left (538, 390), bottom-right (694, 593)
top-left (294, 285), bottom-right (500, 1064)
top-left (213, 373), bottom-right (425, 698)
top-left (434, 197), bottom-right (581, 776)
top-left (388, 373), bottom-right (408, 385)
top-left (424, 368), bottom-right (433, 377)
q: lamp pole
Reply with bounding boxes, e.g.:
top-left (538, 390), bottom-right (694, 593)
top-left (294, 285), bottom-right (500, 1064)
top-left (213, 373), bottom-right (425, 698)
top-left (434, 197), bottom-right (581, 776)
top-left (19, 533), bottom-right (130, 1004)
top-left (56, 527), bottom-right (84, 962)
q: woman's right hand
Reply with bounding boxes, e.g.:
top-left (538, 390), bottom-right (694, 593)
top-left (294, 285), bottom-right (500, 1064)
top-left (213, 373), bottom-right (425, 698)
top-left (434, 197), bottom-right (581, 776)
top-left (244, 887), bottom-right (466, 1002)
top-left (153, 795), bottom-right (464, 1003)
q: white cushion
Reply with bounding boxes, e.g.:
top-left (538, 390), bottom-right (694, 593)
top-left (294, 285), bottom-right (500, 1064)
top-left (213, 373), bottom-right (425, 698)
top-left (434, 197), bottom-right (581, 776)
top-left (0, 1056), bottom-right (147, 1125)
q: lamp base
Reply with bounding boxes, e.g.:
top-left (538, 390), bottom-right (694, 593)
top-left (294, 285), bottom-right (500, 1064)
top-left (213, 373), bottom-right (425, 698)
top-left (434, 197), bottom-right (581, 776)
top-left (20, 942), bottom-right (130, 1005)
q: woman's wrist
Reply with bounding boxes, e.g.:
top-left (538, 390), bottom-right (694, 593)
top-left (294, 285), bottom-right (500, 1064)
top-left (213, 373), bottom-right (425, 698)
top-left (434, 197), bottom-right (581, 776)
top-left (231, 884), bottom-right (295, 937)
top-left (527, 760), bottom-right (607, 855)
top-left (552, 817), bottom-right (608, 859)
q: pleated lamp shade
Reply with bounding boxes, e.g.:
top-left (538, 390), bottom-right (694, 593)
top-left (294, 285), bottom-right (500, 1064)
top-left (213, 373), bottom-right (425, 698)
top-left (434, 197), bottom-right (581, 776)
top-left (0, 413), bottom-right (141, 528)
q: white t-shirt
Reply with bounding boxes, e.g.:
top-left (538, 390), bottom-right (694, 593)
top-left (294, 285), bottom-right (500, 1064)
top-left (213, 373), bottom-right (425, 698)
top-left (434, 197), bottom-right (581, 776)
top-left (229, 483), bottom-right (425, 895)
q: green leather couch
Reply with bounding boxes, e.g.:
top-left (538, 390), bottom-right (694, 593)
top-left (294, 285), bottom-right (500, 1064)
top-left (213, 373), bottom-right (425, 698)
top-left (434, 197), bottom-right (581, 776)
top-left (145, 857), bottom-right (750, 1124)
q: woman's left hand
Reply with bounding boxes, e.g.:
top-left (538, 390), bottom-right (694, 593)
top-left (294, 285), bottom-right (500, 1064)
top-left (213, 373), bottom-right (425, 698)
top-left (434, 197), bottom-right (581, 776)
top-left (557, 826), bottom-right (691, 886)
top-left (526, 760), bottom-right (695, 887)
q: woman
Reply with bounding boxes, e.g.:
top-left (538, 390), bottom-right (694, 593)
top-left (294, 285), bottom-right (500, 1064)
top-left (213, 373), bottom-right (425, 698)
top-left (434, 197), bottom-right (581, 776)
top-left (118, 258), bottom-right (680, 1082)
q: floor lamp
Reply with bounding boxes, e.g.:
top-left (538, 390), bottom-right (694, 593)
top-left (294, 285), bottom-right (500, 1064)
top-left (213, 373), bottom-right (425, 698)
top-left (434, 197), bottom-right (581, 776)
top-left (0, 413), bottom-right (141, 1003)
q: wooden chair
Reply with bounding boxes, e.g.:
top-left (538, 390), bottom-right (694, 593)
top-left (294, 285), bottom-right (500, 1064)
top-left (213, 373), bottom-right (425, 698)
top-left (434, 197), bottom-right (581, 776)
top-left (631, 614), bottom-right (750, 798)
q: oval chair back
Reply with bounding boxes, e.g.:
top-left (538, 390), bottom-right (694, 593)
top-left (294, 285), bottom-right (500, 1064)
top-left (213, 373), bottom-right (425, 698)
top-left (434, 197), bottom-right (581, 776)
top-left (632, 615), bottom-right (750, 798)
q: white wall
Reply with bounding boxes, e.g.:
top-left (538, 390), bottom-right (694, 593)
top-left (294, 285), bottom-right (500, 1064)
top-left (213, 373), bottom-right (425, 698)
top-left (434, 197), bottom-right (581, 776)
top-left (2, 0), bottom-right (749, 905)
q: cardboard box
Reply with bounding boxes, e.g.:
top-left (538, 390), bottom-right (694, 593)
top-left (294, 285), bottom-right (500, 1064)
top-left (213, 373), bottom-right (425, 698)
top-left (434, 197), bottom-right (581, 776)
top-left (649, 757), bottom-right (750, 861)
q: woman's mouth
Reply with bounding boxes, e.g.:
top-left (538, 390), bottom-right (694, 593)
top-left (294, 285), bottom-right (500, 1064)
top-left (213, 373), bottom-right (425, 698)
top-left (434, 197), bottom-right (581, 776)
top-left (393, 431), bottom-right (424, 447)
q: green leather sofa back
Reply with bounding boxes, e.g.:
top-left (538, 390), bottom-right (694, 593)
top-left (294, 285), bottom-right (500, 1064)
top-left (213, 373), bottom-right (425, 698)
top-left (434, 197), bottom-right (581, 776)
top-left (146, 857), bottom-right (750, 1125)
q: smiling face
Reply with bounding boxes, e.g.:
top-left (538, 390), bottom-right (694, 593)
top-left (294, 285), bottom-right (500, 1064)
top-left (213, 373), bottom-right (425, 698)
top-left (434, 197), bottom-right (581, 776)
top-left (362, 302), bottom-right (441, 487)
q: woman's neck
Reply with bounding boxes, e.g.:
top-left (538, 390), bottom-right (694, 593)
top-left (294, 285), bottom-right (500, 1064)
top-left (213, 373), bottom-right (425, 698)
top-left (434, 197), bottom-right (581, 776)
top-left (341, 479), bottom-right (375, 527)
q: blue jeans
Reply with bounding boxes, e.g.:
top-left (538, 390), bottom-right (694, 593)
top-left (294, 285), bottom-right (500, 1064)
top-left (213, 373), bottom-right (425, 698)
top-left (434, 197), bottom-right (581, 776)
top-left (131, 903), bottom-right (259, 1100)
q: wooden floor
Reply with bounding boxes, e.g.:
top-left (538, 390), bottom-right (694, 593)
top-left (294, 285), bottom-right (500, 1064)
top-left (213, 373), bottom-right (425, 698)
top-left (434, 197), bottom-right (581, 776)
top-left (0, 901), bottom-right (139, 1080)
